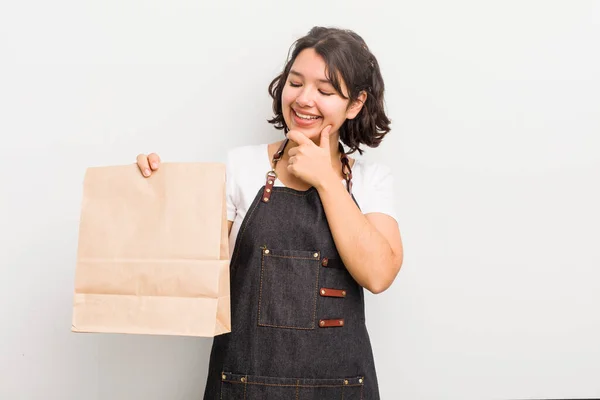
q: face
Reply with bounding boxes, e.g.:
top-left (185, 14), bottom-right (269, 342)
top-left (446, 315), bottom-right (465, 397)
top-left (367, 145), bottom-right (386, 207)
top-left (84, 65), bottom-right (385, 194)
top-left (281, 48), bottom-right (365, 142)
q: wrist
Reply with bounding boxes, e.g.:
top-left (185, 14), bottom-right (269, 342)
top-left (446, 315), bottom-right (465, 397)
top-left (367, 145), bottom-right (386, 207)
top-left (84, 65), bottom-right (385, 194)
top-left (315, 169), bottom-right (340, 192)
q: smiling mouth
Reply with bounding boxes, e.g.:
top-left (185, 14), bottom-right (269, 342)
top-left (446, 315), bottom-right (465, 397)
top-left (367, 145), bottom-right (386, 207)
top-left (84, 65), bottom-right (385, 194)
top-left (293, 109), bottom-right (321, 121)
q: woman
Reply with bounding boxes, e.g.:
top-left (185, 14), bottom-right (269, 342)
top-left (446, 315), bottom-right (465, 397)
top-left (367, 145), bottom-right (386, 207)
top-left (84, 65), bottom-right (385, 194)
top-left (137, 26), bottom-right (403, 400)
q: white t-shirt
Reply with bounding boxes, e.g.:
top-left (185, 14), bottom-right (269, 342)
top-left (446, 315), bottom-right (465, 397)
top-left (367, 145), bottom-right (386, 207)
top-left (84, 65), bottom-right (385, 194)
top-left (225, 143), bottom-right (397, 257)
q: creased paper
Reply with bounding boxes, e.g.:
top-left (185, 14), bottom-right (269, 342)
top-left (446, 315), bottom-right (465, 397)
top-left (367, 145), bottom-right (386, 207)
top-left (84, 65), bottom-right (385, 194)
top-left (71, 162), bottom-right (231, 337)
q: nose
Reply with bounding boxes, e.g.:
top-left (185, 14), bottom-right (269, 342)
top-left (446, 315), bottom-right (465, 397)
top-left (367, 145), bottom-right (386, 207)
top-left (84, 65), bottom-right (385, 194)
top-left (295, 87), bottom-right (316, 108)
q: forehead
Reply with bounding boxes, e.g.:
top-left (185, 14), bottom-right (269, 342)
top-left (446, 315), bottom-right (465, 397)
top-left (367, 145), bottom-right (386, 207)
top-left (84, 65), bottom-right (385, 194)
top-left (290, 48), bottom-right (329, 80)
top-left (288, 47), bottom-right (349, 96)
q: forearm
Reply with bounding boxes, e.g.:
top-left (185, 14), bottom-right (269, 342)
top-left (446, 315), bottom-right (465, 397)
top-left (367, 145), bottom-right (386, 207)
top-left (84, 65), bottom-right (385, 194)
top-left (316, 174), bottom-right (399, 294)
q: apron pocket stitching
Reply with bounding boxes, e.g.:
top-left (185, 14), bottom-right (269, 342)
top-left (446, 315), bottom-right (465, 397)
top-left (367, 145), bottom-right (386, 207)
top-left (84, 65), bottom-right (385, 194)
top-left (222, 380), bottom-right (364, 388)
top-left (258, 249), bottom-right (320, 330)
top-left (221, 372), bottom-right (365, 387)
top-left (257, 322), bottom-right (315, 330)
top-left (267, 255), bottom-right (320, 260)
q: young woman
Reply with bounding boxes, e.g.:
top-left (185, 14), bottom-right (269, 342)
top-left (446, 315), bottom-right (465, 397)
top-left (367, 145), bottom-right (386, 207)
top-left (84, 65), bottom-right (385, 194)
top-left (137, 26), bottom-right (403, 400)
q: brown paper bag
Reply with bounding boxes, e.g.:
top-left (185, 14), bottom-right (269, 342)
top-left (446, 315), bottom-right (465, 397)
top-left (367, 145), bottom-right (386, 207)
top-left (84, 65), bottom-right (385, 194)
top-left (71, 162), bottom-right (231, 337)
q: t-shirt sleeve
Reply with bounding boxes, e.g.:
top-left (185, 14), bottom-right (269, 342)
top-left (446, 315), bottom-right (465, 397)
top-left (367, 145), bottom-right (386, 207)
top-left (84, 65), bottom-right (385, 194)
top-left (359, 162), bottom-right (398, 223)
top-left (225, 149), bottom-right (238, 222)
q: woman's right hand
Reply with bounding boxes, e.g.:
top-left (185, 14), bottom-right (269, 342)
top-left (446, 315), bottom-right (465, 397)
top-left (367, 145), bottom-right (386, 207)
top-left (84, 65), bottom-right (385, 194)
top-left (136, 153), bottom-right (161, 177)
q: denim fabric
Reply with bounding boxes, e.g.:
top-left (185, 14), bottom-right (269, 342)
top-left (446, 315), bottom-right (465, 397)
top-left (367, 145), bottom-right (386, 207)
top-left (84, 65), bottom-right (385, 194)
top-left (203, 185), bottom-right (380, 400)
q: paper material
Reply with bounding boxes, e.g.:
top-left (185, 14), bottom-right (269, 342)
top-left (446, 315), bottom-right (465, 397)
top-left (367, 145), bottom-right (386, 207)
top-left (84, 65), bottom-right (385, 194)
top-left (71, 162), bottom-right (231, 337)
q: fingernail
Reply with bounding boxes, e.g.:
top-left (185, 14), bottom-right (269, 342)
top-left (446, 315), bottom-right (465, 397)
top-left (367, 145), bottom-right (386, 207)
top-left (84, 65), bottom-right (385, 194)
top-left (144, 169), bottom-right (151, 176)
top-left (151, 162), bottom-right (158, 169)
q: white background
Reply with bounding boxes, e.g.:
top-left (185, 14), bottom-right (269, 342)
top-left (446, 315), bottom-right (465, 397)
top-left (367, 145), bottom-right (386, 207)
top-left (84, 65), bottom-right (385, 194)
top-left (1, 1), bottom-right (599, 399)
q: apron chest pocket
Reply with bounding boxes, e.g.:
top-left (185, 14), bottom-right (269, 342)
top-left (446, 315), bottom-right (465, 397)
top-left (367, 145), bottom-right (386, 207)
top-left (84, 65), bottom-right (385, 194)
top-left (258, 247), bottom-right (321, 330)
top-left (220, 372), bottom-right (365, 400)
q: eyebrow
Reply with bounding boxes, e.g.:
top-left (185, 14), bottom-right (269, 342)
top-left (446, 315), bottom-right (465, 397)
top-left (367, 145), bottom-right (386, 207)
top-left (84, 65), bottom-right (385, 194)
top-left (289, 70), bottom-right (333, 85)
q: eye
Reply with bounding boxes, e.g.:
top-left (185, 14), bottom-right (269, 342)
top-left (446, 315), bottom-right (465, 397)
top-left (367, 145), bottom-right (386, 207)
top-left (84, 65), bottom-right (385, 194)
top-left (319, 90), bottom-right (334, 96)
top-left (289, 82), bottom-right (302, 87)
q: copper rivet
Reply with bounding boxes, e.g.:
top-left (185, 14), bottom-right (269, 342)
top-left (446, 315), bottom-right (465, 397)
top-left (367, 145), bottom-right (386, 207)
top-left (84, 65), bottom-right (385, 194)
top-left (320, 289), bottom-right (326, 295)
top-left (241, 377), bottom-right (246, 383)
top-left (266, 188), bottom-right (271, 193)
top-left (342, 291), bottom-right (346, 297)
top-left (359, 378), bottom-right (363, 384)
top-left (268, 180), bottom-right (273, 185)
top-left (319, 320), bottom-right (325, 327)
top-left (264, 249), bottom-right (270, 254)
top-left (313, 252), bottom-right (319, 258)
top-left (322, 258), bottom-right (328, 266)
top-left (222, 374), bottom-right (226, 380)
top-left (339, 320), bottom-right (344, 326)
top-left (263, 197), bottom-right (269, 202)
top-left (344, 380), bottom-right (349, 385)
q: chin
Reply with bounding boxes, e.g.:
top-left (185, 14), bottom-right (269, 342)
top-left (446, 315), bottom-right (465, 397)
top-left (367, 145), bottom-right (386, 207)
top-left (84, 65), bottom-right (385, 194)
top-left (288, 127), bottom-right (322, 141)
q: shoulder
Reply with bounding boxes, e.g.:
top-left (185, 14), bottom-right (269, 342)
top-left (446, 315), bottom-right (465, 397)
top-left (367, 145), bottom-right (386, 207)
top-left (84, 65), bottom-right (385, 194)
top-left (351, 158), bottom-right (397, 221)
top-left (352, 158), bottom-right (394, 186)
top-left (225, 143), bottom-right (269, 217)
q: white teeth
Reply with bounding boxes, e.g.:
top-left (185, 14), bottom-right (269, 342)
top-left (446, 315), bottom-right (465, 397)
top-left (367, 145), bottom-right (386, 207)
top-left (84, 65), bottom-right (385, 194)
top-left (295, 111), bottom-right (320, 120)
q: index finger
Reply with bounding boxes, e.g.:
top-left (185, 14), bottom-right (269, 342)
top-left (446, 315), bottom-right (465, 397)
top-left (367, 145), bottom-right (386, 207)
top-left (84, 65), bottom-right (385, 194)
top-left (148, 153), bottom-right (161, 170)
top-left (286, 130), bottom-right (311, 146)
top-left (136, 154), bottom-right (152, 177)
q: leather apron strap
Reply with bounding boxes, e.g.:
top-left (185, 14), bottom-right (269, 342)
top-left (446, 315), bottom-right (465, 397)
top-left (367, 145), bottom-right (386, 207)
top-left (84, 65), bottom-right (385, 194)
top-left (261, 138), bottom-right (353, 203)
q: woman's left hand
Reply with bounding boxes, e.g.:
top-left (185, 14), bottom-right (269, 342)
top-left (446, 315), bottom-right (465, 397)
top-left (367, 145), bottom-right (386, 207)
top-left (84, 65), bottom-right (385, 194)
top-left (286, 125), bottom-right (336, 189)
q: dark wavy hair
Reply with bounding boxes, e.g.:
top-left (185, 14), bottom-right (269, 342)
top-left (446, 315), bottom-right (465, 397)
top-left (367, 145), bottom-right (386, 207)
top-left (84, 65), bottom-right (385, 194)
top-left (267, 26), bottom-right (391, 155)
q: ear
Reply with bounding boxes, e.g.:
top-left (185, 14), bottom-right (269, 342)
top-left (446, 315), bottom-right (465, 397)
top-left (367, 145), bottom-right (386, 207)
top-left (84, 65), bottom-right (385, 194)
top-left (345, 90), bottom-right (368, 120)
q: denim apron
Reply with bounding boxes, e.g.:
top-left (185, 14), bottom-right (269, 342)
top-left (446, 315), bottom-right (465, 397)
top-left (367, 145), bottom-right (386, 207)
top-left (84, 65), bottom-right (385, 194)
top-left (203, 139), bottom-right (380, 399)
